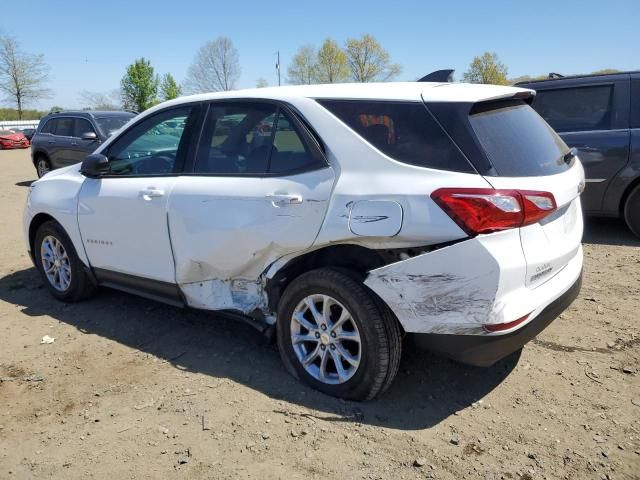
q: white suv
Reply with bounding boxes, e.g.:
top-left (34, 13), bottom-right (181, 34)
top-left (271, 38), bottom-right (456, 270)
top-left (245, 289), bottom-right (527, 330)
top-left (23, 82), bottom-right (584, 400)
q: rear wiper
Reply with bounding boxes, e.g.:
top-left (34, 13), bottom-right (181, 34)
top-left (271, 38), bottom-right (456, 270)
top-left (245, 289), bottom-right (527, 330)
top-left (563, 147), bottom-right (578, 164)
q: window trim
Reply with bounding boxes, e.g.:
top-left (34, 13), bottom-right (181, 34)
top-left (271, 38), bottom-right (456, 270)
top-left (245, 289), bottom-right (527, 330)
top-left (183, 98), bottom-right (329, 178)
top-left (99, 104), bottom-right (201, 179)
top-left (73, 117), bottom-right (97, 138)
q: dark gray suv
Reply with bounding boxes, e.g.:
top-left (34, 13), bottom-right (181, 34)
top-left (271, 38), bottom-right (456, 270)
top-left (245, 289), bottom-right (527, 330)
top-left (31, 110), bottom-right (135, 178)
top-left (517, 71), bottom-right (640, 237)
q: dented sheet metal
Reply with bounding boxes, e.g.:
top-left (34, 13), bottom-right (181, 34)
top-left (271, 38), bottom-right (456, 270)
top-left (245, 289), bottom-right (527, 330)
top-left (180, 278), bottom-right (267, 314)
top-left (364, 239), bottom-right (499, 334)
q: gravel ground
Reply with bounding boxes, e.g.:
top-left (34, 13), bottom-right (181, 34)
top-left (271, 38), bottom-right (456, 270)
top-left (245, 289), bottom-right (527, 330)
top-left (1, 148), bottom-right (639, 480)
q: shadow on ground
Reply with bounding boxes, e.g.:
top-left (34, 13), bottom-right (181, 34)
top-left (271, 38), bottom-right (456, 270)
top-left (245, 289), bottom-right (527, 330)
top-left (0, 267), bottom-right (519, 431)
top-left (582, 216), bottom-right (639, 247)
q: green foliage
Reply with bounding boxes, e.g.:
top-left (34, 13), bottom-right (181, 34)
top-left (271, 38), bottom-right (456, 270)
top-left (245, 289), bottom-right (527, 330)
top-left (120, 58), bottom-right (159, 112)
top-left (344, 34), bottom-right (401, 82)
top-left (315, 38), bottom-right (350, 83)
top-left (287, 45), bottom-right (317, 85)
top-left (591, 69), bottom-right (622, 75)
top-left (0, 107), bottom-right (45, 121)
top-left (463, 52), bottom-right (509, 85)
top-left (160, 73), bottom-right (181, 101)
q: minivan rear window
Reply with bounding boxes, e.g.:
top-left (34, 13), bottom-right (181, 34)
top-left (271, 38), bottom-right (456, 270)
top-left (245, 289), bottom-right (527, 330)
top-left (318, 100), bottom-right (474, 173)
top-left (468, 100), bottom-right (571, 177)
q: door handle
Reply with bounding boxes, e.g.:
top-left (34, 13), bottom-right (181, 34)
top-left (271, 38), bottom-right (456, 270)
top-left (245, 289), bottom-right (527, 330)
top-left (269, 194), bottom-right (303, 207)
top-left (140, 188), bottom-right (165, 200)
top-left (47, 140), bottom-right (55, 144)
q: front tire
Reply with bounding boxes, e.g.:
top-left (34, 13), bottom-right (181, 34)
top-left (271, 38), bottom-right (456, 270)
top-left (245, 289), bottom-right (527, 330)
top-left (277, 268), bottom-right (402, 401)
top-left (34, 221), bottom-right (96, 302)
top-left (624, 185), bottom-right (640, 238)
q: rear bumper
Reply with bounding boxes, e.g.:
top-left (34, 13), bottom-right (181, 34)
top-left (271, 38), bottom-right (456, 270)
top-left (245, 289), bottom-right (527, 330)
top-left (413, 270), bottom-right (582, 366)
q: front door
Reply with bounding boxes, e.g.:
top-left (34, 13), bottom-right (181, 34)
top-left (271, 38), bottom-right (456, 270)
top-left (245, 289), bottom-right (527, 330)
top-left (77, 106), bottom-right (196, 283)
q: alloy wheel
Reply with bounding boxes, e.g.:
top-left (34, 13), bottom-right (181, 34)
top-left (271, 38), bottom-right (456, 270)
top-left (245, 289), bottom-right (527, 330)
top-left (290, 294), bottom-right (362, 385)
top-left (40, 235), bottom-right (72, 292)
top-left (37, 159), bottom-right (50, 177)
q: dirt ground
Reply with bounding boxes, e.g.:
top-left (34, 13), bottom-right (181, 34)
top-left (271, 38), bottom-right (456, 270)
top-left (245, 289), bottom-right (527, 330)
top-left (0, 148), bottom-right (638, 480)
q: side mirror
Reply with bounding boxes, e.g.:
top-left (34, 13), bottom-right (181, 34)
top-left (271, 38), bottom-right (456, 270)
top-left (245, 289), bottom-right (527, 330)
top-left (81, 131), bottom-right (98, 141)
top-left (80, 153), bottom-right (109, 178)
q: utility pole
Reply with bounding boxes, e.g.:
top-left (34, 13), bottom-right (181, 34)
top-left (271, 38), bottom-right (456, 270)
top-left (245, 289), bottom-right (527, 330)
top-left (275, 51), bottom-right (281, 86)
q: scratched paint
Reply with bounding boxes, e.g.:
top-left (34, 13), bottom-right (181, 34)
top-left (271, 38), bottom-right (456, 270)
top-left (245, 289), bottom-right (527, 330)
top-left (364, 239), bottom-right (499, 334)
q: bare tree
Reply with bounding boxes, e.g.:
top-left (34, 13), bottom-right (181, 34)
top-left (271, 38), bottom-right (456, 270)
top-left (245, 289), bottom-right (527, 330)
top-left (0, 34), bottom-right (51, 119)
top-left (184, 37), bottom-right (240, 93)
top-left (79, 89), bottom-right (122, 110)
top-left (344, 34), bottom-right (401, 82)
top-left (256, 78), bottom-right (269, 88)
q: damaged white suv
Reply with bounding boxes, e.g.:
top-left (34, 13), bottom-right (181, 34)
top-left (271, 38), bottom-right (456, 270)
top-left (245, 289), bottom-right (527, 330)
top-left (24, 82), bottom-right (584, 400)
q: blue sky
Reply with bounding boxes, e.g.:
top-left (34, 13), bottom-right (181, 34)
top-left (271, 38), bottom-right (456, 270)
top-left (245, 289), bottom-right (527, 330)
top-left (4, 0), bottom-right (639, 109)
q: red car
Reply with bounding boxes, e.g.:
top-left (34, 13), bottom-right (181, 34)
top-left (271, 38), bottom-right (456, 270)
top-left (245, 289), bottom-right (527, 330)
top-left (0, 129), bottom-right (30, 149)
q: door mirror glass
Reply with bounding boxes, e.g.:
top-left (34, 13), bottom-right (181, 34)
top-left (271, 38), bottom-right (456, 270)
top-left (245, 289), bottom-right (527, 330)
top-left (81, 131), bottom-right (97, 141)
top-left (80, 153), bottom-right (109, 178)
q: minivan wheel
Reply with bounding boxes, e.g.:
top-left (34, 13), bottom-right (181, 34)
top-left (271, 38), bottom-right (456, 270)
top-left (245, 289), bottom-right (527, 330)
top-left (34, 221), bottom-right (96, 302)
top-left (277, 268), bottom-right (402, 401)
top-left (36, 157), bottom-right (51, 178)
top-left (623, 185), bottom-right (640, 238)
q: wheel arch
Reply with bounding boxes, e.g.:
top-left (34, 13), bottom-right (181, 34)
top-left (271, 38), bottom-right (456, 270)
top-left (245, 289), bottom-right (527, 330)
top-left (620, 176), bottom-right (640, 215)
top-left (28, 213), bottom-right (58, 256)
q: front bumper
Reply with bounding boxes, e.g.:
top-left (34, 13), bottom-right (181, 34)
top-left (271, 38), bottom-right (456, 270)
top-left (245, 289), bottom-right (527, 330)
top-left (413, 270), bottom-right (582, 366)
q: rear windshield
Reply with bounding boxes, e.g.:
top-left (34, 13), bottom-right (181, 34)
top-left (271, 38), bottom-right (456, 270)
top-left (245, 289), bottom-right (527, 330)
top-left (95, 114), bottom-right (134, 137)
top-left (469, 100), bottom-right (571, 177)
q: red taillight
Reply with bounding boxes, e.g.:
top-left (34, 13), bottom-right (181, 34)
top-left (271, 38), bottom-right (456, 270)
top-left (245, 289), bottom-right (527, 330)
top-left (484, 314), bottom-right (531, 333)
top-left (431, 188), bottom-right (557, 235)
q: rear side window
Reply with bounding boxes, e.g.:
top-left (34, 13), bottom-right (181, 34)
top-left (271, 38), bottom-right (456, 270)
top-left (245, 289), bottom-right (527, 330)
top-left (54, 118), bottom-right (74, 137)
top-left (631, 79), bottom-right (640, 129)
top-left (469, 100), bottom-right (570, 177)
top-left (318, 100), bottom-right (474, 173)
top-left (531, 85), bottom-right (614, 132)
top-left (195, 102), bottom-right (325, 176)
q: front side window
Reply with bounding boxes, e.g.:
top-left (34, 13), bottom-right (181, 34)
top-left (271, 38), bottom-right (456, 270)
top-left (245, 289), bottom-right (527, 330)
top-left (195, 102), bottom-right (324, 175)
top-left (41, 119), bottom-right (57, 134)
top-left (105, 107), bottom-right (191, 176)
top-left (318, 100), bottom-right (474, 173)
top-left (531, 85), bottom-right (614, 132)
top-left (95, 114), bottom-right (135, 137)
top-left (74, 118), bottom-right (95, 138)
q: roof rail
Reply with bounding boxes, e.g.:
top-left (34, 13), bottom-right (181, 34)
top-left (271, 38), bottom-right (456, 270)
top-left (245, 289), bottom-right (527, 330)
top-left (548, 72), bottom-right (564, 79)
top-left (418, 69), bottom-right (455, 83)
top-left (125, 109), bottom-right (139, 115)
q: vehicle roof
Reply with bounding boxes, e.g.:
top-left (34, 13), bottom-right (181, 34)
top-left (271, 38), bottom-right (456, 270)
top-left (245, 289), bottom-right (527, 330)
top-left (152, 82), bottom-right (532, 111)
top-left (514, 70), bottom-right (639, 86)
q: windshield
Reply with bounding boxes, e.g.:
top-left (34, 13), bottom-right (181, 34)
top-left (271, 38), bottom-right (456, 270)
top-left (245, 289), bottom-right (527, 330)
top-left (95, 115), bottom-right (134, 136)
top-left (468, 100), bottom-right (571, 177)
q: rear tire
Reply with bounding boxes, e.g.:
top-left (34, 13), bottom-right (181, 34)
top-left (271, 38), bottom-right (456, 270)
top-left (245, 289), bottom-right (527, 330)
top-left (624, 185), bottom-right (640, 238)
top-left (35, 156), bottom-right (51, 178)
top-left (34, 220), bottom-right (96, 302)
top-left (276, 268), bottom-right (402, 401)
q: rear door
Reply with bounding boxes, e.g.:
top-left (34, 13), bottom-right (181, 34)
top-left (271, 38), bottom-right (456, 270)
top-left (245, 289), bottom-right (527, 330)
top-left (529, 78), bottom-right (631, 213)
top-left (168, 101), bottom-right (334, 309)
top-left (49, 117), bottom-right (76, 167)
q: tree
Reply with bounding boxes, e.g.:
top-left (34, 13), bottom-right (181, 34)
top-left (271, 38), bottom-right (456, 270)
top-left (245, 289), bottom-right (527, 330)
top-left (591, 69), bottom-right (621, 75)
top-left (256, 78), bottom-right (269, 88)
top-left (120, 58), bottom-right (158, 112)
top-left (314, 38), bottom-right (350, 83)
top-left (160, 73), bottom-right (181, 101)
top-left (184, 37), bottom-right (240, 93)
top-left (463, 52), bottom-right (509, 85)
top-left (79, 89), bottom-right (121, 110)
top-left (0, 34), bottom-right (51, 119)
top-left (287, 45), bottom-right (317, 85)
top-left (344, 34), bottom-right (401, 82)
